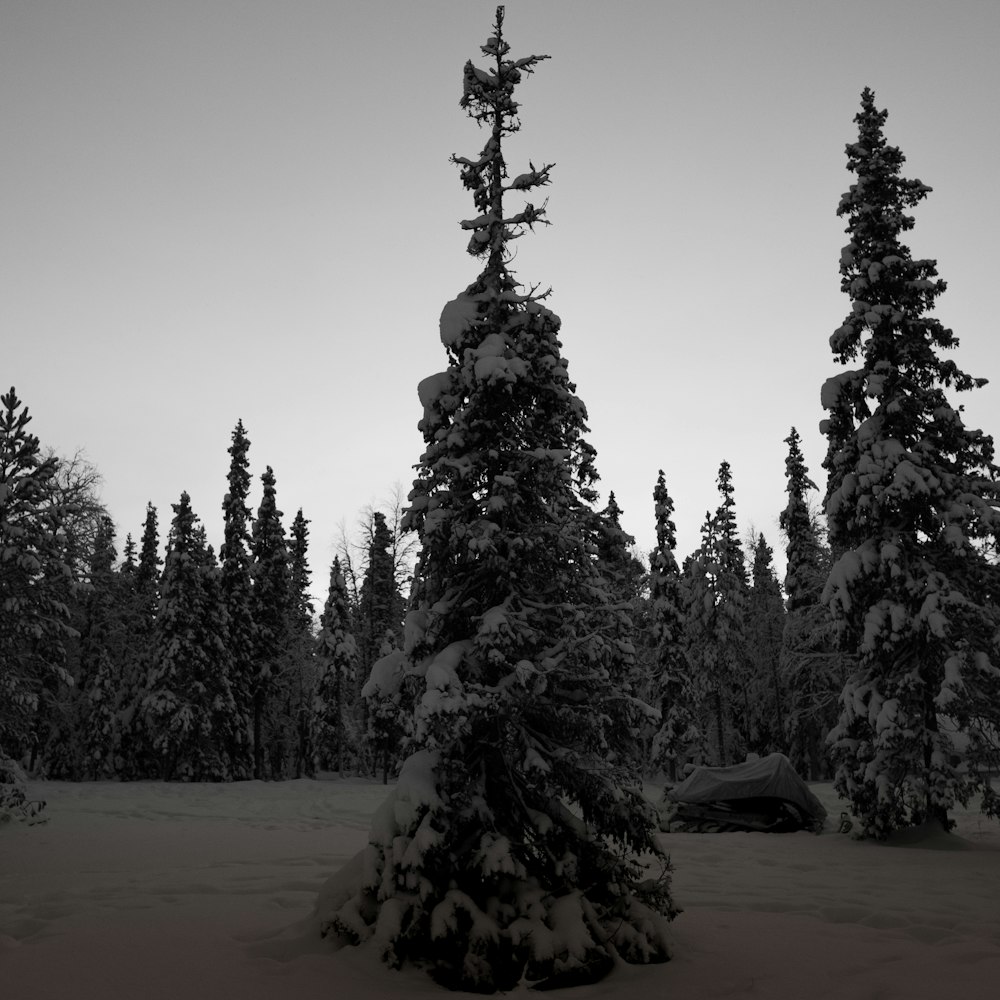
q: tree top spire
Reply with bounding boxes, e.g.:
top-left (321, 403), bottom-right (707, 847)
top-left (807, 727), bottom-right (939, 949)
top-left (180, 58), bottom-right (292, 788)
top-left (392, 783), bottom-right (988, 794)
top-left (453, 10), bottom-right (553, 283)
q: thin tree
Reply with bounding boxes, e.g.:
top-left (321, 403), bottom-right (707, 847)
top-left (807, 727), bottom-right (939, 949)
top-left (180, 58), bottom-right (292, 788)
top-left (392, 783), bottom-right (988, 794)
top-left (822, 88), bottom-right (1000, 836)
top-left (220, 420), bottom-right (255, 778)
top-left (745, 532), bottom-right (786, 755)
top-left (779, 427), bottom-right (841, 779)
top-left (321, 9), bottom-right (675, 990)
top-left (286, 508), bottom-right (316, 777)
top-left (683, 463), bottom-right (749, 766)
top-left (126, 501), bottom-right (162, 777)
top-left (78, 515), bottom-right (125, 778)
top-left (250, 466), bottom-right (290, 779)
top-left (649, 470), bottom-right (699, 778)
top-left (311, 557), bottom-right (357, 775)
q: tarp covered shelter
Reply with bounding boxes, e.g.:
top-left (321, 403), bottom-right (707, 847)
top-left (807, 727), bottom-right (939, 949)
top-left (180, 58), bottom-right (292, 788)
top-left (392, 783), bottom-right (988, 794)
top-left (667, 753), bottom-right (828, 830)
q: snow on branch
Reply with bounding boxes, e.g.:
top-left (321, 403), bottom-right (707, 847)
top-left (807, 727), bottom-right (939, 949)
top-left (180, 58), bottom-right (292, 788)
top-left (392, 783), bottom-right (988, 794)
top-left (504, 161), bottom-right (555, 192)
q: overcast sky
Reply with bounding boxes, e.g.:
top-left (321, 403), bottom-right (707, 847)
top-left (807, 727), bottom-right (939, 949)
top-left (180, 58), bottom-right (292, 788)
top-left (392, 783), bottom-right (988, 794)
top-left (5, 0), bottom-right (999, 602)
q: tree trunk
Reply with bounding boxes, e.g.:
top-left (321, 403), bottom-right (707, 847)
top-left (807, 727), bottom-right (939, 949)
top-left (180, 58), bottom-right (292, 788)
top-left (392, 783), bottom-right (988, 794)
top-left (253, 694), bottom-right (263, 780)
top-left (713, 687), bottom-right (726, 766)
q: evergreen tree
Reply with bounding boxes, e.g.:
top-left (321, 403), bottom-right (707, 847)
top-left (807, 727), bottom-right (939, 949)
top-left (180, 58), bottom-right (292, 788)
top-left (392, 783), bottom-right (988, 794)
top-left (286, 508), bottom-right (316, 777)
top-left (220, 419), bottom-right (255, 778)
top-left (77, 515), bottom-right (125, 778)
top-left (591, 491), bottom-right (650, 759)
top-left (199, 527), bottom-right (243, 779)
top-left (321, 11), bottom-right (675, 989)
top-left (42, 512), bottom-right (118, 780)
top-left (745, 533), bottom-right (786, 755)
top-left (135, 501), bottom-right (162, 652)
top-left (594, 491), bottom-right (644, 603)
top-left (779, 428), bottom-right (842, 779)
top-left (144, 493), bottom-right (232, 780)
top-left (112, 524), bottom-right (152, 778)
top-left (780, 428), bottom-right (823, 612)
top-left (121, 533), bottom-right (137, 576)
top-left (0, 388), bottom-right (77, 777)
top-left (649, 471), bottom-right (699, 777)
top-left (355, 512), bottom-right (404, 678)
top-left (684, 463), bottom-right (750, 765)
top-left (311, 557), bottom-right (358, 774)
top-left (124, 501), bottom-right (162, 777)
top-left (821, 88), bottom-right (1000, 836)
top-left (250, 466), bottom-right (290, 779)
top-left (362, 627), bottom-right (409, 784)
top-left (354, 510), bottom-right (405, 774)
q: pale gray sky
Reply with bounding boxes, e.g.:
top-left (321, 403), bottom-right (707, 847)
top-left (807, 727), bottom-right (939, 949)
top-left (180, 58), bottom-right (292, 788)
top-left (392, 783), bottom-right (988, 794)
top-left (5, 0), bottom-right (999, 595)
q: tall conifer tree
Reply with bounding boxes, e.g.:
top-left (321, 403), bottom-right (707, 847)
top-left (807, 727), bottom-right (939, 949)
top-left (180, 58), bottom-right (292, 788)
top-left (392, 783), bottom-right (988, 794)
top-left (684, 463), bottom-right (749, 765)
top-left (144, 493), bottom-right (232, 780)
top-left (250, 466), bottom-right (290, 779)
top-left (125, 501), bottom-right (162, 777)
top-left (78, 515), bottom-right (124, 778)
top-left (0, 389), bottom-right (77, 770)
top-left (779, 428), bottom-right (840, 779)
top-left (121, 533), bottom-right (137, 575)
top-left (311, 557), bottom-right (357, 774)
top-left (594, 491), bottom-right (643, 602)
top-left (135, 502), bottom-right (162, 644)
top-left (354, 510), bottom-right (405, 775)
top-left (220, 420), bottom-right (255, 777)
top-left (286, 508), bottom-right (315, 777)
top-left (780, 428), bottom-right (824, 611)
top-left (321, 9), bottom-right (675, 989)
top-left (746, 534), bottom-right (786, 754)
top-left (822, 88), bottom-right (1000, 835)
top-left (649, 471), bottom-right (698, 777)
top-left (591, 491), bottom-right (648, 753)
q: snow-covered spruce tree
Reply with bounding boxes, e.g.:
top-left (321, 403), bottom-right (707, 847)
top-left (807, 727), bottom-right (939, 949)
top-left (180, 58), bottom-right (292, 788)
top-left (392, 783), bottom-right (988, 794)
top-left (594, 492), bottom-right (644, 604)
top-left (780, 428), bottom-right (825, 613)
top-left (42, 514), bottom-right (123, 780)
top-left (250, 466), bottom-right (291, 779)
top-left (354, 510), bottom-right (405, 776)
top-left (121, 533), bottom-right (137, 575)
top-left (649, 471), bottom-right (700, 779)
top-left (137, 503), bottom-right (161, 611)
top-left (745, 533), bottom-right (786, 755)
top-left (143, 493), bottom-right (233, 780)
top-left (683, 464), bottom-right (750, 765)
top-left (311, 557), bottom-right (358, 775)
top-left (591, 492), bottom-right (651, 765)
top-left (714, 465), bottom-right (754, 758)
top-left (779, 427), bottom-right (842, 779)
top-left (77, 515), bottom-right (126, 779)
top-left (321, 9), bottom-right (675, 990)
top-left (124, 501), bottom-right (163, 777)
top-left (355, 514), bottom-right (404, 680)
top-left (198, 528), bottom-right (244, 779)
top-left (821, 88), bottom-right (1000, 836)
top-left (0, 388), bottom-right (77, 787)
top-left (284, 508), bottom-right (316, 777)
top-left (362, 627), bottom-right (411, 784)
top-left (220, 420), bottom-right (255, 778)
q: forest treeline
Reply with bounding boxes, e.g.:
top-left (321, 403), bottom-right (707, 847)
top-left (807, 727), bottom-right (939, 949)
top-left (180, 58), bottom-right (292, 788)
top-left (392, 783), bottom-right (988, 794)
top-left (0, 389), bottom-right (840, 788)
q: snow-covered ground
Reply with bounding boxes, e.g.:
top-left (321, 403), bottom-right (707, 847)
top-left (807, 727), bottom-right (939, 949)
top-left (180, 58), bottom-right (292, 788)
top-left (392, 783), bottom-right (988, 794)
top-left (2, 776), bottom-right (998, 999)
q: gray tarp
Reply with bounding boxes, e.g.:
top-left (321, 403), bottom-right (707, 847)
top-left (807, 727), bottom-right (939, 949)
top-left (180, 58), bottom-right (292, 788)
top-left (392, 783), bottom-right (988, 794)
top-left (668, 753), bottom-right (828, 824)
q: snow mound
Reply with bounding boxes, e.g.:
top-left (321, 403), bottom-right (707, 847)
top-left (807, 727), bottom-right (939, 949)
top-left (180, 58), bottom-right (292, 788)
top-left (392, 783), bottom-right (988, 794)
top-left (884, 820), bottom-right (976, 851)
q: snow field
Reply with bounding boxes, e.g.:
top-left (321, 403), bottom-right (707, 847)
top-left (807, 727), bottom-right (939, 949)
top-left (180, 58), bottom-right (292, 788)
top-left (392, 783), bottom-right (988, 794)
top-left (1, 777), bottom-right (998, 999)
